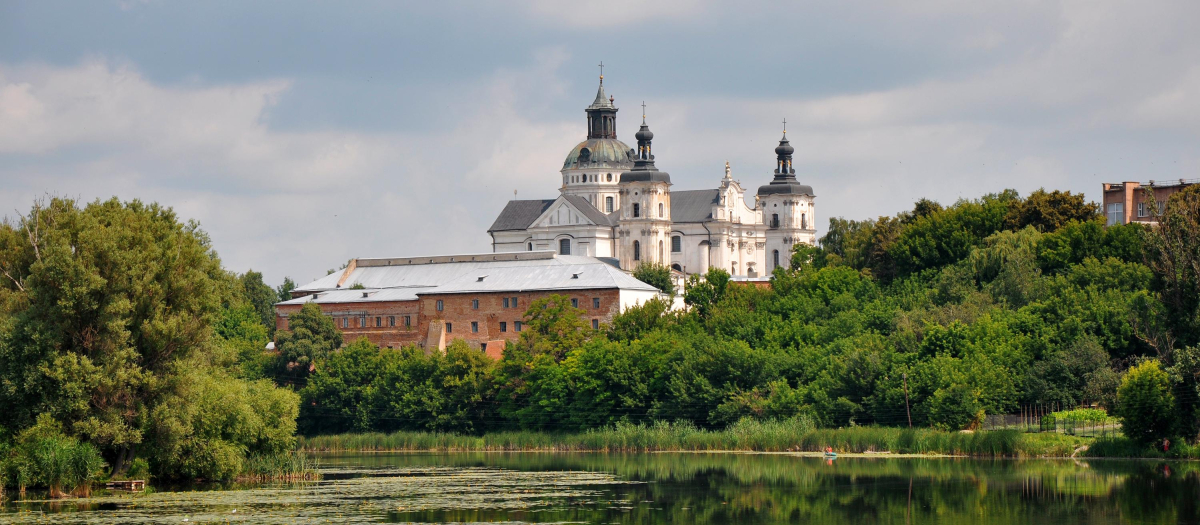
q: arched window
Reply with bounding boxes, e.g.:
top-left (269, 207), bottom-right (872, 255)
top-left (659, 240), bottom-right (664, 261)
top-left (771, 213), bottom-right (780, 228)
top-left (731, 263), bottom-right (737, 275)
top-left (527, 242), bottom-right (533, 251)
top-left (633, 203), bottom-right (640, 218)
top-left (607, 173), bottom-right (612, 182)
top-left (671, 236), bottom-right (682, 253)
top-left (559, 238), bottom-right (571, 255)
top-left (658, 203), bottom-right (664, 217)
top-left (671, 263), bottom-right (682, 272)
top-left (801, 213), bottom-right (807, 229)
top-left (773, 249), bottom-right (780, 270)
top-left (605, 196), bottom-right (614, 213)
top-left (633, 241), bottom-right (641, 261)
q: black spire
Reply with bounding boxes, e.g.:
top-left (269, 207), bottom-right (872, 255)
top-left (585, 66), bottom-right (618, 139)
top-left (757, 120), bottom-right (813, 197)
top-left (620, 105), bottom-right (670, 184)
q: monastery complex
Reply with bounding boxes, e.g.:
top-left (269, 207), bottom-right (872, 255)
top-left (275, 73), bottom-right (819, 354)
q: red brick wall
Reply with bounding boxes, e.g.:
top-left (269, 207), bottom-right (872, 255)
top-left (275, 299), bottom-right (422, 348)
top-left (418, 289), bottom-right (621, 350)
top-left (274, 289), bottom-right (622, 352)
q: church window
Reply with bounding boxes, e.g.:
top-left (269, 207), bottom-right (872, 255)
top-left (633, 241), bottom-right (641, 261)
top-left (672, 236), bottom-right (681, 253)
top-left (592, 319), bottom-right (599, 329)
top-left (606, 196), bottom-right (614, 213)
top-left (633, 203), bottom-right (640, 217)
top-left (436, 300), bottom-right (444, 312)
top-left (771, 213), bottom-right (780, 228)
top-left (446, 322), bottom-right (452, 333)
top-left (389, 316), bottom-right (395, 327)
top-left (527, 242), bottom-right (533, 251)
top-left (472, 299), bottom-right (479, 309)
top-left (375, 317), bottom-right (381, 327)
top-left (500, 322), bottom-right (507, 332)
top-left (659, 240), bottom-right (664, 261)
top-left (571, 298), bottom-right (578, 308)
top-left (593, 297), bottom-right (600, 308)
top-left (559, 238), bottom-right (571, 255)
top-left (672, 263), bottom-right (682, 272)
top-left (801, 213), bottom-right (807, 229)
top-left (732, 263), bottom-right (737, 275)
top-left (658, 203), bottom-right (664, 217)
top-left (607, 173), bottom-right (612, 182)
top-left (471, 321), bottom-right (478, 333)
top-left (773, 250), bottom-right (780, 270)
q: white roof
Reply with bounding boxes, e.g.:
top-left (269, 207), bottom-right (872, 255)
top-left (283, 252), bottom-right (653, 305)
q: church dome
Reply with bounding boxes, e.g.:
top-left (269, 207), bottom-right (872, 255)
top-left (563, 138), bottom-right (635, 170)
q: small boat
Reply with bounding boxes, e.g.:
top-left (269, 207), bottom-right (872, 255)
top-left (823, 451), bottom-right (837, 458)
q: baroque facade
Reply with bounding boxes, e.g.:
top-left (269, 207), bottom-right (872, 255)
top-left (488, 75), bottom-right (818, 276)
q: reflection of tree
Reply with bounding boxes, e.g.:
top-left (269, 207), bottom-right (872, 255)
top-left (320, 453), bottom-right (1200, 524)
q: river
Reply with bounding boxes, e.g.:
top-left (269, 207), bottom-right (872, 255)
top-left (2, 452), bottom-right (1197, 523)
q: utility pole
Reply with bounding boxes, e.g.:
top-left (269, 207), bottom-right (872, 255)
top-left (903, 372), bottom-right (912, 428)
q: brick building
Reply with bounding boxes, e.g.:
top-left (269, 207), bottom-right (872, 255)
top-left (274, 251), bottom-right (660, 358)
top-left (1102, 179), bottom-right (1198, 226)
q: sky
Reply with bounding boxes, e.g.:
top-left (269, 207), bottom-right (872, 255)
top-left (2, 1), bottom-right (1198, 287)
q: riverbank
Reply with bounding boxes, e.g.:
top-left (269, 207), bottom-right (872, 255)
top-left (298, 420), bottom-right (1093, 457)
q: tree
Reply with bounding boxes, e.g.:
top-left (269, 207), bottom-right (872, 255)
top-left (518, 295), bottom-right (591, 361)
top-left (1116, 360), bottom-right (1176, 445)
top-left (1004, 189), bottom-right (1099, 233)
top-left (683, 268), bottom-right (730, 320)
top-left (632, 263), bottom-right (676, 297)
top-left (276, 277), bottom-right (297, 302)
top-left (1142, 185), bottom-right (1200, 347)
top-left (238, 270), bottom-right (279, 334)
top-left (273, 302), bottom-right (343, 387)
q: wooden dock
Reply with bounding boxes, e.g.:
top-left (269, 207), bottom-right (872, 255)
top-left (106, 480), bottom-right (146, 491)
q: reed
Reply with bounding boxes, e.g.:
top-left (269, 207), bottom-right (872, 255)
top-left (239, 450), bottom-right (321, 482)
top-left (299, 419), bottom-right (1087, 457)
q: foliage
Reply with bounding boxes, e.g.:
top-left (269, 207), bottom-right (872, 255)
top-left (0, 197), bottom-right (301, 482)
top-left (1116, 360), bottom-right (1176, 445)
top-left (1141, 185), bottom-right (1200, 348)
top-left (237, 270), bottom-right (279, 335)
top-left (273, 302), bottom-right (343, 386)
top-left (633, 263), bottom-right (676, 297)
top-left (2, 414), bottom-right (105, 496)
top-left (275, 277), bottom-right (297, 302)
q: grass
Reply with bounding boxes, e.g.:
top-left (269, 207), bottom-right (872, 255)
top-left (238, 451), bottom-right (321, 482)
top-left (299, 419), bottom-right (1091, 457)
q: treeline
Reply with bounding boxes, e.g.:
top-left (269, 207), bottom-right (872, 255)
top-left (288, 187), bottom-right (1200, 447)
top-left (0, 198), bottom-right (303, 492)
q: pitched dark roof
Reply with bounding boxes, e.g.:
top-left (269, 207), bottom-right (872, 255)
top-left (562, 194), bottom-right (616, 226)
top-left (488, 199), bottom-right (555, 232)
top-left (671, 189), bottom-right (720, 223)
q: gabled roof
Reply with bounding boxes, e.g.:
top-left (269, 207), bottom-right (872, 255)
top-left (561, 194), bottom-right (616, 226)
top-left (488, 199), bottom-right (555, 232)
top-left (670, 189), bottom-right (721, 223)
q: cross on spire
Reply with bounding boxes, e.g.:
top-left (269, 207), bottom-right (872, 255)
top-left (641, 101), bottom-right (647, 123)
top-left (782, 117), bottom-right (787, 134)
top-left (598, 61), bottom-right (604, 82)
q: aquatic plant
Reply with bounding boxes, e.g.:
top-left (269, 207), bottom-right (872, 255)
top-left (240, 451), bottom-right (320, 481)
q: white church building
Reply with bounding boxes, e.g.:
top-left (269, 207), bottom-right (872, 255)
top-left (487, 74), bottom-right (817, 277)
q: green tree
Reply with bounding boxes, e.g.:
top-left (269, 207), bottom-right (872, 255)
top-left (1116, 360), bottom-right (1176, 445)
top-left (273, 302), bottom-right (343, 387)
top-left (683, 268), bottom-right (731, 320)
top-left (1004, 189), bottom-right (1099, 232)
top-left (276, 277), bottom-right (297, 302)
top-left (298, 338), bottom-right (385, 435)
top-left (0, 198), bottom-right (230, 474)
top-left (518, 294), bottom-right (591, 361)
top-left (1142, 185), bottom-right (1200, 347)
top-left (632, 263), bottom-right (676, 297)
top-left (238, 270), bottom-right (279, 334)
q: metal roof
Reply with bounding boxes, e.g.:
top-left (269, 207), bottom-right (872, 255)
top-left (670, 189), bottom-right (720, 223)
top-left (561, 194), bottom-right (616, 226)
top-left (279, 287), bottom-right (427, 305)
top-left (420, 263), bottom-right (657, 295)
top-left (487, 199), bottom-right (555, 232)
top-left (563, 138), bottom-right (634, 169)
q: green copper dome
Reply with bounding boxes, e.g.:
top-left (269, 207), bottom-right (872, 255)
top-left (563, 138), bottom-right (634, 170)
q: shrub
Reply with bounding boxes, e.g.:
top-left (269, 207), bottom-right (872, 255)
top-left (1116, 361), bottom-right (1175, 445)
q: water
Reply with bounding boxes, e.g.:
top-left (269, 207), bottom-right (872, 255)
top-left (2, 452), bottom-right (1198, 524)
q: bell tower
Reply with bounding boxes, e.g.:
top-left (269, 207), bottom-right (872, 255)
top-left (757, 120), bottom-right (817, 273)
top-left (617, 106), bottom-right (672, 270)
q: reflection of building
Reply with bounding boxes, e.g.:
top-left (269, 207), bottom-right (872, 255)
top-left (1102, 179), bottom-right (1198, 226)
top-left (487, 73), bottom-right (818, 277)
top-left (274, 252), bottom-right (659, 357)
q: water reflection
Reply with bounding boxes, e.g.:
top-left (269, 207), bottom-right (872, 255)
top-left (2, 452), bottom-right (1198, 524)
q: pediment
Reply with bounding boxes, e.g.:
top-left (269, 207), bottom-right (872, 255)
top-left (531, 196), bottom-right (599, 228)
